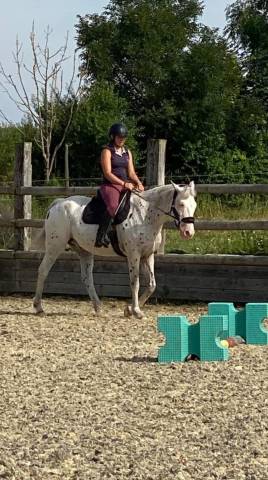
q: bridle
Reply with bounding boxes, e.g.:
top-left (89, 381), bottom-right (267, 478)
top-left (132, 187), bottom-right (195, 227)
top-left (169, 189), bottom-right (195, 227)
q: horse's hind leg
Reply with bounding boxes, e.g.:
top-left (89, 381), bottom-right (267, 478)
top-left (79, 253), bottom-right (101, 314)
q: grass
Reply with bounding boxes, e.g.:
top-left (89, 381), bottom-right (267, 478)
top-left (165, 194), bottom-right (268, 255)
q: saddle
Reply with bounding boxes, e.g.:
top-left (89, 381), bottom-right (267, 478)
top-left (82, 189), bottom-right (131, 225)
top-left (82, 189), bottom-right (131, 256)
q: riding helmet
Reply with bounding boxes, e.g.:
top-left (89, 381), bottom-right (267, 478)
top-left (109, 123), bottom-right (128, 140)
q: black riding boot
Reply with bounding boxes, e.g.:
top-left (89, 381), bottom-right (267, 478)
top-left (95, 211), bottom-right (113, 248)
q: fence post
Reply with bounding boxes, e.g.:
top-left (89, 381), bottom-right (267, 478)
top-left (14, 143), bottom-right (32, 251)
top-left (146, 139), bottom-right (166, 187)
top-left (146, 139), bottom-right (167, 254)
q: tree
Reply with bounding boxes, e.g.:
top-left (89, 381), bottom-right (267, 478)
top-left (0, 24), bottom-right (84, 181)
top-left (76, 0), bottom-right (203, 131)
top-left (226, 0), bottom-right (268, 107)
top-left (76, 1), bottom-right (245, 177)
top-left (225, 1), bottom-right (268, 178)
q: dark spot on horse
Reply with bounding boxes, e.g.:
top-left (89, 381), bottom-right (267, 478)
top-left (129, 214), bottom-right (133, 219)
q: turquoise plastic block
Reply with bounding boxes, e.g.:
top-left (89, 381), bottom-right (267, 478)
top-left (157, 314), bottom-right (229, 363)
top-left (246, 303), bottom-right (268, 345)
top-left (158, 316), bottom-right (190, 362)
top-left (208, 302), bottom-right (268, 345)
top-left (198, 315), bottom-right (229, 361)
top-left (208, 302), bottom-right (246, 339)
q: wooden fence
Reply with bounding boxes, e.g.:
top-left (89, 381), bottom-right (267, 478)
top-left (0, 142), bottom-right (267, 302)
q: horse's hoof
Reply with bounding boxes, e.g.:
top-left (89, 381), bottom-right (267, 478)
top-left (133, 309), bottom-right (144, 319)
top-left (34, 306), bottom-right (44, 315)
top-left (93, 302), bottom-right (102, 315)
top-left (33, 299), bottom-right (44, 314)
top-left (124, 306), bottom-right (133, 317)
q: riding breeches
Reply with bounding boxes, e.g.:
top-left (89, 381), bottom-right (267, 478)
top-left (99, 183), bottom-right (125, 217)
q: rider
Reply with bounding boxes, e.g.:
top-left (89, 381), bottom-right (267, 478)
top-left (95, 123), bottom-right (144, 247)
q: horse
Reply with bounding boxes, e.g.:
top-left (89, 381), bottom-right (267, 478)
top-left (33, 181), bottom-right (197, 318)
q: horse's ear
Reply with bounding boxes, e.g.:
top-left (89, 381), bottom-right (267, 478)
top-left (189, 180), bottom-right (196, 197)
top-left (170, 180), bottom-right (188, 193)
top-left (170, 180), bottom-right (185, 192)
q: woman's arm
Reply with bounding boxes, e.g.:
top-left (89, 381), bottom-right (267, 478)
top-left (127, 150), bottom-right (144, 191)
top-left (101, 148), bottom-right (125, 186)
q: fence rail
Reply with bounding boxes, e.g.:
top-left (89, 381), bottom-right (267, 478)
top-left (1, 184), bottom-right (268, 196)
top-left (1, 218), bottom-right (268, 231)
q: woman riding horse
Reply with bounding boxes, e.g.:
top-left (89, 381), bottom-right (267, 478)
top-left (95, 123), bottom-right (144, 247)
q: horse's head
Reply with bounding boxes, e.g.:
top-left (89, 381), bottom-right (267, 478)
top-left (171, 181), bottom-right (197, 239)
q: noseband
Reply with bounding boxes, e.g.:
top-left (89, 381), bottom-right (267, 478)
top-left (170, 189), bottom-right (195, 227)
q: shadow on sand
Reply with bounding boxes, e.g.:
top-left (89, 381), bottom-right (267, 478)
top-left (115, 355), bottom-right (158, 364)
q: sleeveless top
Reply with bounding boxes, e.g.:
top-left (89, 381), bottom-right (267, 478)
top-left (102, 143), bottom-right (129, 184)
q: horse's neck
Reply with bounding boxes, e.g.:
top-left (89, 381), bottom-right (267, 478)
top-left (142, 185), bottom-right (174, 210)
top-left (133, 185), bottom-right (174, 223)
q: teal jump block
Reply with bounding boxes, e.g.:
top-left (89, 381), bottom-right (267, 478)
top-left (158, 314), bottom-right (229, 363)
top-left (208, 303), bottom-right (268, 345)
top-left (246, 304), bottom-right (268, 345)
top-left (208, 303), bottom-right (246, 338)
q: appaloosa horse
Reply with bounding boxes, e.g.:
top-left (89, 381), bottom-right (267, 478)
top-left (33, 181), bottom-right (197, 318)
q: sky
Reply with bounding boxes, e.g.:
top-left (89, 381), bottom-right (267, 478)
top-left (0, 0), bottom-right (231, 122)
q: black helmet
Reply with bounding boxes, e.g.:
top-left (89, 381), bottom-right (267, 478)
top-left (109, 123), bottom-right (128, 140)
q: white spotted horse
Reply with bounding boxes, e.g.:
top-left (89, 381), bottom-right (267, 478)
top-left (33, 181), bottom-right (197, 318)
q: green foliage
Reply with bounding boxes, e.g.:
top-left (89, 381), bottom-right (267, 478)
top-left (76, 0), bottom-right (203, 131)
top-left (0, 125), bottom-right (23, 182)
top-left (226, 1), bottom-right (268, 108)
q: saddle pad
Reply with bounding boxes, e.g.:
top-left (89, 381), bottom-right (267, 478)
top-left (82, 189), bottom-right (131, 226)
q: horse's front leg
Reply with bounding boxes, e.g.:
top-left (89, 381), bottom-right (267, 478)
top-left (139, 253), bottom-right (156, 307)
top-left (125, 253), bottom-right (143, 319)
top-left (79, 252), bottom-right (101, 314)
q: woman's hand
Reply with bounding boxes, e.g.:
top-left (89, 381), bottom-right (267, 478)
top-left (136, 182), bottom-right (144, 192)
top-left (124, 182), bottom-right (135, 191)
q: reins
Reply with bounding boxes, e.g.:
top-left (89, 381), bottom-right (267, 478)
top-left (131, 187), bottom-right (195, 226)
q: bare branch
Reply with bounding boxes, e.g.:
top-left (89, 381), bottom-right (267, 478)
top-left (0, 23), bottom-right (84, 181)
top-left (0, 109), bottom-right (25, 136)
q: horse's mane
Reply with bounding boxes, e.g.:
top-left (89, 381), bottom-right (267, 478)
top-left (140, 184), bottom-right (193, 203)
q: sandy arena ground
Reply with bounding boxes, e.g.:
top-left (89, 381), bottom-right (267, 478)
top-left (0, 295), bottom-right (267, 480)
